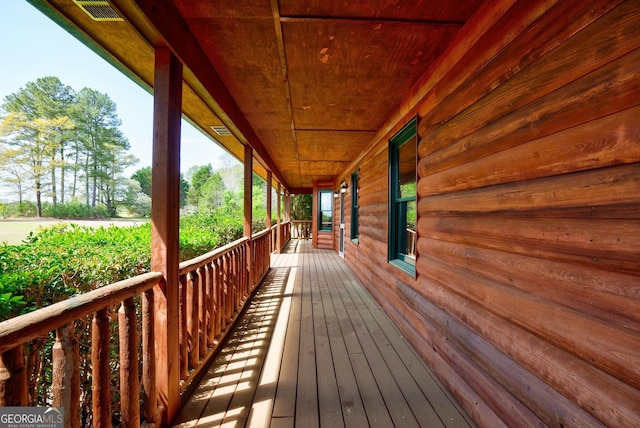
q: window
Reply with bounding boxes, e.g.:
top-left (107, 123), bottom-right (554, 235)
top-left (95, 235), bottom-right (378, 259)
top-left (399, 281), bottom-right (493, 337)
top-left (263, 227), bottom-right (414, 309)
top-left (388, 118), bottom-right (417, 275)
top-left (318, 189), bottom-right (333, 231)
top-left (350, 170), bottom-right (359, 242)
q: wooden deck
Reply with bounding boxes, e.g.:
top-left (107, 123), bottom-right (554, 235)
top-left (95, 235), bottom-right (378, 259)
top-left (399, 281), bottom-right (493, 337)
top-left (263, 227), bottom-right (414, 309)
top-left (173, 240), bottom-right (474, 427)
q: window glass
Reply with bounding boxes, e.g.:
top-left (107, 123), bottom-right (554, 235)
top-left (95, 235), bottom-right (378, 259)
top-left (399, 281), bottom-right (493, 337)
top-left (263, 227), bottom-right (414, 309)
top-left (397, 141), bottom-right (416, 198)
top-left (389, 118), bottom-right (417, 275)
top-left (350, 170), bottom-right (359, 241)
top-left (318, 189), bottom-right (333, 231)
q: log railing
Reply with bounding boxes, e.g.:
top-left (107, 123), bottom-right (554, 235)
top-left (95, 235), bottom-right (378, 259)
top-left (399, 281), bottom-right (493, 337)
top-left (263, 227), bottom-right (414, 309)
top-left (177, 237), bottom-right (248, 388)
top-left (0, 227), bottom-right (285, 427)
top-left (176, 228), bottom-right (274, 389)
top-left (271, 224), bottom-right (278, 252)
top-left (0, 272), bottom-right (162, 428)
top-left (282, 221), bottom-right (291, 246)
top-left (251, 228), bottom-right (272, 288)
top-left (270, 221), bottom-right (292, 253)
top-left (291, 220), bottom-right (312, 240)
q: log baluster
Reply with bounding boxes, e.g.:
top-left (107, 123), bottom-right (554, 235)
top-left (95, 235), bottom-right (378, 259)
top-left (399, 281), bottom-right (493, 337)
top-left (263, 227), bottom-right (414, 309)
top-left (233, 250), bottom-right (238, 312)
top-left (239, 246), bottom-right (245, 299)
top-left (187, 271), bottom-right (199, 369)
top-left (197, 267), bottom-right (206, 359)
top-left (142, 288), bottom-right (157, 423)
top-left (91, 308), bottom-right (111, 427)
top-left (179, 274), bottom-right (188, 379)
top-left (253, 240), bottom-right (258, 289)
top-left (119, 297), bottom-right (140, 428)
top-left (0, 345), bottom-right (28, 406)
top-left (236, 248), bottom-right (241, 309)
top-left (53, 324), bottom-right (80, 428)
top-left (224, 254), bottom-right (232, 323)
top-left (206, 263), bottom-right (215, 347)
top-left (240, 247), bottom-right (245, 306)
top-left (214, 258), bottom-right (223, 335)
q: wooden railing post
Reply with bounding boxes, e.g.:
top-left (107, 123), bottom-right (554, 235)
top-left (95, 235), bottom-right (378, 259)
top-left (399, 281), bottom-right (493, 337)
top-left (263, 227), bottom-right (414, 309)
top-left (179, 274), bottom-right (188, 379)
top-left (92, 308), bottom-right (111, 427)
top-left (266, 171), bottom-right (273, 253)
top-left (141, 288), bottom-right (157, 423)
top-left (53, 324), bottom-right (80, 428)
top-left (277, 182), bottom-right (282, 253)
top-left (206, 263), bottom-right (215, 347)
top-left (214, 258), bottom-right (222, 335)
top-left (187, 271), bottom-right (199, 369)
top-left (244, 144), bottom-right (254, 289)
top-left (151, 46), bottom-right (182, 425)
top-left (0, 345), bottom-right (28, 406)
top-left (119, 297), bottom-right (140, 428)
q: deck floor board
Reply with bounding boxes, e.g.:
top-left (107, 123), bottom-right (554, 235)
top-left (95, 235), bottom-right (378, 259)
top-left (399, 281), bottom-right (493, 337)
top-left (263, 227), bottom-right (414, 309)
top-left (173, 240), bottom-right (474, 427)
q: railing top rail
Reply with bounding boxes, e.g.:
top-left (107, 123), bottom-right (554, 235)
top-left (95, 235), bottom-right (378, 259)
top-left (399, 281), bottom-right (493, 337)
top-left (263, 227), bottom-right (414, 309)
top-left (0, 271), bottom-right (162, 354)
top-left (179, 236), bottom-right (249, 275)
top-left (251, 228), bottom-right (271, 240)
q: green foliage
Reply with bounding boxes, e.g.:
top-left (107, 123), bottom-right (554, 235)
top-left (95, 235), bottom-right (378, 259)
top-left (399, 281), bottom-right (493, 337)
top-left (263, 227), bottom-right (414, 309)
top-left (0, 209), bottom-right (246, 321)
top-left (40, 200), bottom-right (109, 219)
top-left (0, 259), bottom-right (27, 319)
top-left (291, 194), bottom-right (312, 220)
top-left (119, 179), bottom-right (151, 217)
top-left (188, 164), bottom-right (214, 205)
top-left (1, 77), bottom-right (138, 216)
top-left (197, 172), bottom-right (225, 212)
top-left (131, 166), bottom-right (152, 196)
top-left (130, 166), bottom-right (188, 209)
top-left (180, 174), bottom-right (189, 208)
top-left (0, 201), bottom-right (38, 217)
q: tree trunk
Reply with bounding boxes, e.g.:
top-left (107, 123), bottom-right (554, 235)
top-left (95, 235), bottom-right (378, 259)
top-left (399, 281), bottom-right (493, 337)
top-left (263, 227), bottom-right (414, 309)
top-left (60, 146), bottom-right (65, 204)
top-left (71, 142), bottom-right (79, 199)
top-left (35, 178), bottom-right (42, 217)
top-left (91, 161), bottom-right (97, 208)
top-left (84, 156), bottom-right (90, 208)
top-left (51, 153), bottom-right (57, 207)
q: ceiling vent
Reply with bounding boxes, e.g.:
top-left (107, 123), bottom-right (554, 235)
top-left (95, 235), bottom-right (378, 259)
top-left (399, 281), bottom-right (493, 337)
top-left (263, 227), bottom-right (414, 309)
top-left (211, 125), bottom-right (232, 136)
top-left (73, 0), bottom-right (123, 21)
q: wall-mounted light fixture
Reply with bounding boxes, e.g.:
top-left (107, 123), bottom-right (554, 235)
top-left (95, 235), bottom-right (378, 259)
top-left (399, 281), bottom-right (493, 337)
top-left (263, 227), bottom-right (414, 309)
top-left (340, 179), bottom-right (348, 193)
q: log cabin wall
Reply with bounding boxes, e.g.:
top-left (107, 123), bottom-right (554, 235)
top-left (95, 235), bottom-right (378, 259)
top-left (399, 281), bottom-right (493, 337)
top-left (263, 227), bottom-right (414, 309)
top-left (342, 1), bottom-right (640, 426)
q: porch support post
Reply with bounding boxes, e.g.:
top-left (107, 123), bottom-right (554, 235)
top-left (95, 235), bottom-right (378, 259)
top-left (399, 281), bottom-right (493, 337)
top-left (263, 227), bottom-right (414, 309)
top-left (276, 182), bottom-right (282, 253)
top-left (151, 47), bottom-right (182, 425)
top-left (266, 171), bottom-right (272, 229)
top-left (266, 171), bottom-right (273, 252)
top-left (286, 192), bottom-right (291, 222)
top-left (244, 145), bottom-right (253, 287)
top-left (312, 180), bottom-right (318, 248)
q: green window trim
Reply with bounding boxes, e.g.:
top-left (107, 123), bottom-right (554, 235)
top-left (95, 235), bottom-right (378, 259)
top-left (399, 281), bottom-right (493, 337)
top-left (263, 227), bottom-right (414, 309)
top-left (318, 189), bottom-right (333, 232)
top-left (388, 117), bottom-right (417, 277)
top-left (350, 170), bottom-right (359, 242)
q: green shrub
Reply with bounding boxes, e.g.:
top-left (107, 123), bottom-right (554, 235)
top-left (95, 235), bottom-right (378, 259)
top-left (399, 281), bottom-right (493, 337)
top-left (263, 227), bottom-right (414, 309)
top-left (0, 210), bottom-right (246, 319)
top-left (40, 201), bottom-right (111, 219)
top-left (0, 201), bottom-right (38, 217)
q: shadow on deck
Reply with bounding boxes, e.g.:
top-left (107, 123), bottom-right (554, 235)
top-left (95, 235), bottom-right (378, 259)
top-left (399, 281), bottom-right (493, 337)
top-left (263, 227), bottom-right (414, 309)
top-left (173, 240), bottom-right (474, 427)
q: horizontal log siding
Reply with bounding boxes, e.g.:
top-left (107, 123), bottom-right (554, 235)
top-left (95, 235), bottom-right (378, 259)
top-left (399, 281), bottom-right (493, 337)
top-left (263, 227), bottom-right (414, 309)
top-left (417, 0), bottom-right (640, 425)
top-left (342, 1), bottom-right (640, 426)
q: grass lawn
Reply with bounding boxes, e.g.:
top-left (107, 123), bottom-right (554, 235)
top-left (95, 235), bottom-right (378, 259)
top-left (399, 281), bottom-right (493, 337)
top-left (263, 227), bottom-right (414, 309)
top-left (0, 218), bottom-right (148, 245)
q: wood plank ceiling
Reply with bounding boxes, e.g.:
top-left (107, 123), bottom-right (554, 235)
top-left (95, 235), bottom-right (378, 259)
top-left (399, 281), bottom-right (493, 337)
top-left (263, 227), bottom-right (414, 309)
top-left (36, 0), bottom-right (482, 190)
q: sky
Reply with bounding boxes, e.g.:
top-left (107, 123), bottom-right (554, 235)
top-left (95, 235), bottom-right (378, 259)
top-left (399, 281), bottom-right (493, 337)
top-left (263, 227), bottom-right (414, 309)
top-left (0, 0), bottom-right (229, 178)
